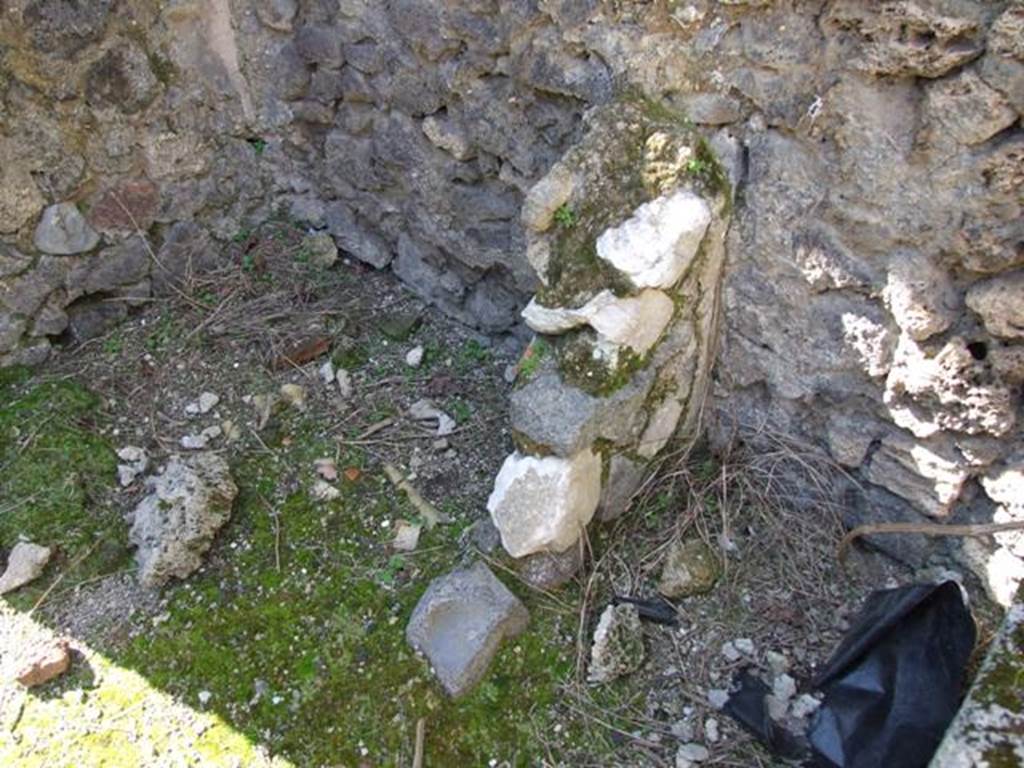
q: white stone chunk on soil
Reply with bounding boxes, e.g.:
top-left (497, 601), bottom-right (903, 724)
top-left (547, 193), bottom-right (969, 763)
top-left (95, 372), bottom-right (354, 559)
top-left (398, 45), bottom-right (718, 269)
top-left (966, 271), bottom-right (1024, 339)
top-left (766, 650), bottom-right (790, 677)
top-left (392, 520), bottom-right (422, 552)
top-left (116, 445), bottom-right (148, 487)
top-left (33, 202), bottom-right (100, 255)
top-left (707, 688), bottom-right (730, 710)
top-left (180, 425), bottom-right (222, 450)
top-left (588, 603), bottom-right (645, 683)
top-left (336, 368), bottom-right (353, 398)
top-left (733, 638), bottom-right (756, 656)
top-left (0, 541), bottom-right (52, 594)
top-left (595, 189), bottom-right (711, 289)
top-left (522, 289), bottom-right (674, 354)
top-left (408, 398), bottom-right (456, 437)
top-left (314, 457), bottom-right (338, 481)
top-left (405, 345), bottom-right (424, 368)
top-left (129, 453), bottom-right (238, 588)
top-left (319, 359), bottom-right (335, 385)
top-left (198, 392), bottom-right (220, 414)
top-left (675, 742), bottom-right (710, 767)
top-left (405, 561), bottom-right (529, 698)
top-left (487, 449), bottom-right (601, 558)
top-left (767, 673), bottom-right (797, 720)
top-left (310, 479), bottom-right (341, 502)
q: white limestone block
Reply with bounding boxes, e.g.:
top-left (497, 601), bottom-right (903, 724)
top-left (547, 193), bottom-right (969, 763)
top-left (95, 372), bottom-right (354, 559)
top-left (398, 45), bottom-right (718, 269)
top-left (595, 190), bottom-right (711, 289)
top-left (487, 449), bottom-right (601, 558)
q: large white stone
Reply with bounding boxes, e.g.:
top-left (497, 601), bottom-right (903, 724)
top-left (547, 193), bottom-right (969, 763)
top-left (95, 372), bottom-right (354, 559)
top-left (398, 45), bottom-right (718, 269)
top-left (487, 449), bottom-right (601, 558)
top-left (595, 190), bottom-right (711, 289)
top-left (522, 289), bottom-right (674, 354)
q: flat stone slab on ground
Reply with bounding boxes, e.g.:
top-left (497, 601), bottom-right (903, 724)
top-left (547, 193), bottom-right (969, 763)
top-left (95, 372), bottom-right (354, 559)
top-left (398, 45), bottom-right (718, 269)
top-left (406, 561), bottom-right (529, 698)
top-left (16, 638), bottom-right (71, 687)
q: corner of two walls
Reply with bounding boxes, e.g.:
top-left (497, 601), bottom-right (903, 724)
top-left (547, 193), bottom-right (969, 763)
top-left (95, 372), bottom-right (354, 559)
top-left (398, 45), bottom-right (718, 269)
top-left (1, 1), bottom-right (1022, 602)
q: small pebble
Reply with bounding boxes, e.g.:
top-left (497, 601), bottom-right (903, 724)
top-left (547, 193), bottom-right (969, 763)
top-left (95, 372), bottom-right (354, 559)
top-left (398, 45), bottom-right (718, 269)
top-left (773, 673), bottom-right (797, 703)
top-left (336, 369), bottom-right (353, 399)
top-left (670, 720), bottom-right (695, 742)
top-left (280, 383), bottom-right (307, 410)
top-left (704, 718), bottom-right (720, 744)
top-left (405, 345), bottom-right (425, 368)
top-left (675, 742), bottom-right (710, 767)
top-left (198, 392), bottom-right (220, 414)
top-left (766, 650), bottom-right (790, 677)
top-left (319, 360), bottom-right (336, 385)
top-left (734, 638), bottom-right (755, 656)
top-left (311, 480), bottom-right (341, 502)
top-left (721, 641), bottom-right (741, 662)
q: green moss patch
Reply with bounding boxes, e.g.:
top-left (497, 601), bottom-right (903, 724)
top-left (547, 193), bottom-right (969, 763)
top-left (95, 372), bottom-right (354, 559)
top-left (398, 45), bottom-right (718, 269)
top-left (0, 367), bottom-right (123, 608)
top-left (110, 428), bottom-right (580, 764)
top-left (536, 97), bottom-right (730, 310)
top-left (555, 330), bottom-right (645, 397)
top-left (1, 386), bottom-right (586, 764)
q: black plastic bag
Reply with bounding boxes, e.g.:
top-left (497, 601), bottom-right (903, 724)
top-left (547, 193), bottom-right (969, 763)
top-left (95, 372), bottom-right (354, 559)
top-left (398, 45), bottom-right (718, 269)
top-left (723, 581), bottom-right (976, 768)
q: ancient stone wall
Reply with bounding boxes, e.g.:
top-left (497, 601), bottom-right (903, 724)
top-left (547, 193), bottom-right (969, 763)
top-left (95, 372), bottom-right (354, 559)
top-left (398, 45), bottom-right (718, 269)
top-left (1, 1), bottom-right (1021, 600)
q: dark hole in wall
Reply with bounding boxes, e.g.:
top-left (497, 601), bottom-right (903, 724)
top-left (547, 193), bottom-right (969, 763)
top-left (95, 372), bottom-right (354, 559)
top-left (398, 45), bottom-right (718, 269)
top-left (966, 341), bottom-right (988, 361)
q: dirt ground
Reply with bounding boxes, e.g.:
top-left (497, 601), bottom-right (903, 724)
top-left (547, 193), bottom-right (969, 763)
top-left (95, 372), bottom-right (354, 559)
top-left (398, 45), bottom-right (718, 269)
top-left (0, 219), bottom-right (1003, 767)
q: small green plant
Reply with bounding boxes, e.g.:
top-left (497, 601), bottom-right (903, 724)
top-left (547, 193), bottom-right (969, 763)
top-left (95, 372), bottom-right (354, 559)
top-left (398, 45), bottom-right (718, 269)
top-left (448, 398), bottom-right (472, 424)
top-left (247, 137), bottom-right (267, 156)
top-left (145, 314), bottom-right (176, 353)
top-left (686, 156), bottom-right (710, 176)
top-left (554, 204), bottom-right (577, 229)
top-left (333, 342), bottom-right (369, 370)
top-left (376, 554), bottom-right (406, 586)
top-left (517, 337), bottom-right (549, 382)
top-left (455, 338), bottom-right (492, 371)
top-left (233, 227), bottom-right (253, 244)
top-left (241, 252), bottom-right (256, 272)
top-left (643, 490), bottom-right (674, 527)
top-left (102, 333), bottom-right (124, 356)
